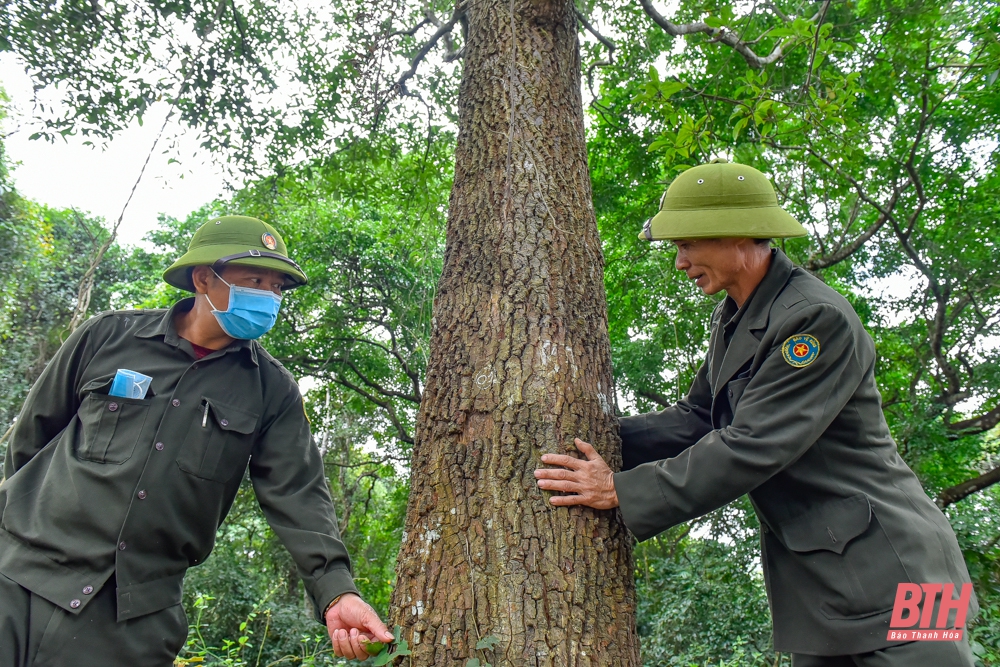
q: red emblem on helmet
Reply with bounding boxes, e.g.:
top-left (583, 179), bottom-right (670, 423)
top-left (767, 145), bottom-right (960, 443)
top-left (261, 233), bottom-right (277, 250)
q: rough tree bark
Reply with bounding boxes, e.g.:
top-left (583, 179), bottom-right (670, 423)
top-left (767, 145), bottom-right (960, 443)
top-left (388, 0), bottom-right (640, 665)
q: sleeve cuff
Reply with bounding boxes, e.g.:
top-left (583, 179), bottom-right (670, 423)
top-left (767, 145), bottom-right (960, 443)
top-left (617, 414), bottom-right (645, 442)
top-left (614, 465), bottom-right (673, 542)
top-left (310, 567), bottom-right (359, 624)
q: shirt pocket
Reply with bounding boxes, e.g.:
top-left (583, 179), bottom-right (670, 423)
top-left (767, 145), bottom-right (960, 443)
top-left (777, 494), bottom-right (910, 620)
top-left (76, 375), bottom-right (153, 464)
top-left (177, 397), bottom-right (258, 483)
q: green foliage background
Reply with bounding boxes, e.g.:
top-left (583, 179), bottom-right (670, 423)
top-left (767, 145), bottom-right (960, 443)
top-left (1, 0), bottom-right (999, 665)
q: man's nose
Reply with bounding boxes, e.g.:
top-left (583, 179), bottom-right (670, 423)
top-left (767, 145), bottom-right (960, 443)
top-left (675, 251), bottom-right (689, 271)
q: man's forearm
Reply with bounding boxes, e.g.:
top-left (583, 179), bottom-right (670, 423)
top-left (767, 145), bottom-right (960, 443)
top-left (619, 404), bottom-right (710, 470)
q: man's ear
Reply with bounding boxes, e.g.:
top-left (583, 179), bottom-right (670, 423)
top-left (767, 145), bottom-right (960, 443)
top-left (190, 266), bottom-right (214, 295)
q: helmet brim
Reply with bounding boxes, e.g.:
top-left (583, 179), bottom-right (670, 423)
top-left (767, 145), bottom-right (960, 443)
top-left (163, 243), bottom-right (309, 292)
top-left (639, 205), bottom-right (808, 241)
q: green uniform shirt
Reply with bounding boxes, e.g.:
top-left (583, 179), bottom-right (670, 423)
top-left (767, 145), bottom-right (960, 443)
top-left (0, 299), bottom-right (358, 622)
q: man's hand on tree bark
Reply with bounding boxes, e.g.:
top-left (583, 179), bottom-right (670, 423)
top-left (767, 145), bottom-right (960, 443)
top-left (326, 592), bottom-right (395, 660)
top-left (534, 438), bottom-right (620, 509)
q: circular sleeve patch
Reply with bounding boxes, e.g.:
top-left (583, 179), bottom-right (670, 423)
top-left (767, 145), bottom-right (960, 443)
top-left (782, 334), bottom-right (820, 368)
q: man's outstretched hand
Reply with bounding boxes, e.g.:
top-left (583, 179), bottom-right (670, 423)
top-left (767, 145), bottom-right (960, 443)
top-left (325, 593), bottom-right (395, 660)
top-left (534, 438), bottom-right (619, 510)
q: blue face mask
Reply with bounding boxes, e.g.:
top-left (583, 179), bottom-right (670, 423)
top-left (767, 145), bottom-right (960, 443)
top-left (205, 270), bottom-right (282, 340)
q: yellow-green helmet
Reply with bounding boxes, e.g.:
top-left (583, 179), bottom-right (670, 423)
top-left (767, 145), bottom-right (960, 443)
top-left (640, 159), bottom-right (807, 241)
top-left (163, 215), bottom-right (308, 292)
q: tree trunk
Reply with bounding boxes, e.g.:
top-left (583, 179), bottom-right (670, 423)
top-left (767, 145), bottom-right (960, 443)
top-left (389, 1), bottom-right (640, 665)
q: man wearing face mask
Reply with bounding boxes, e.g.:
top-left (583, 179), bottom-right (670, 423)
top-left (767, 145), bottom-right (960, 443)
top-left (0, 216), bottom-right (393, 666)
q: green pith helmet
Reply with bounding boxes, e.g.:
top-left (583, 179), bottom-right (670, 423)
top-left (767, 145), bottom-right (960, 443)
top-left (639, 159), bottom-right (807, 241)
top-left (163, 216), bottom-right (308, 292)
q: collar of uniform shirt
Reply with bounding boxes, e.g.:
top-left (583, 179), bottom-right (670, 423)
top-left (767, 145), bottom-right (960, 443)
top-left (721, 262), bottom-right (765, 343)
top-left (134, 297), bottom-right (259, 366)
top-left (735, 250), bottom-right (794, 328)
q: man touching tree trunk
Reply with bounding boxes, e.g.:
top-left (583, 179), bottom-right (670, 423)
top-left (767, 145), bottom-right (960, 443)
top-left (537, 161), bottom-right (978, 667)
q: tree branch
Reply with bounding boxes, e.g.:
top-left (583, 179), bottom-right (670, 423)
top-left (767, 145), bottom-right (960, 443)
top-left (575, 7), bottom-right (616, 99)
top-left (937, 464), bottom-right (1000, 508)
top-left (338, 356), bottom-right (421, 403)
top-left (289, 354), bottom-right (421, 404)
top-left (423, 6), bottom-right (465, 62)
top-left (71, 209), bottom-right (98, 244)
top-left (947, 404), bottom-right (1000, 436)
top-left (332, 375), bottom-right (414, 445)
top-left (328, 325), bottom-right (423, 389)
top-left (637, 0), bottom-right (818, 69)
top-left (370, 6), bottom-right (464, 128)
top-left (383, 4), bottom-right (465, 104)
top-left (389, 17), bottom-right (431, 39)
top-left (68, 109), bottom-right (172, 333)
top-left (763, 1), bottom-right (790, 22)
top-left (636, 388), bottom-right (672, 409)
top-left (802, 1), bottom-right (832, 91)
top-left (803, 182), bottom-right (904, 270)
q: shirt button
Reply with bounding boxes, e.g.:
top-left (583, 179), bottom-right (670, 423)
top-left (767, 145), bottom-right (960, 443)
top-left (119, 541), bottom-right (127, 551)
top-left (82, 586), bottom-right (94, 595)
top-left (155, 442), bottom-right (164, 451)
top-left (220, 419), bottom-right (229, 427)
top-left (171, 399), bottom-right (181, 407)
top-left (70, 599), bottom-right (81, 609)
top-left (108, 402), bottom-right (119, 412)
top-left (728, 389), bottom-right (733, 397)
top-left (137, 490), bottom-right (147, 500)
top-left (762, 524), bottom-right (769, 534)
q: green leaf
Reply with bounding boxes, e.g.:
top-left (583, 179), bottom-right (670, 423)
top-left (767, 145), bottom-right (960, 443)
top-left (466, 660), bottom-right (481, 667)
top-left (475, 635), bottom-right (500, 650)
top-left (647, 138), bottom-right (669, 153)
top-left (658, 80), bottom-right (688, 99)
top-left (704, 16), bottom-right (725, 28)
top-left (371, 627), bottom-right (403, 665)
top-left (361, 639), bottom-right (386, 655)
top-left (732, 116), bottom-right (750, 140)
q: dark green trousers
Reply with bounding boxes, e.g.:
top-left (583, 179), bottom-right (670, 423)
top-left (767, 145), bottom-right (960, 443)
top-left (791, 637), bottom-right (975, 667)
top-left (0, 572), bottom-right (187, 667)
